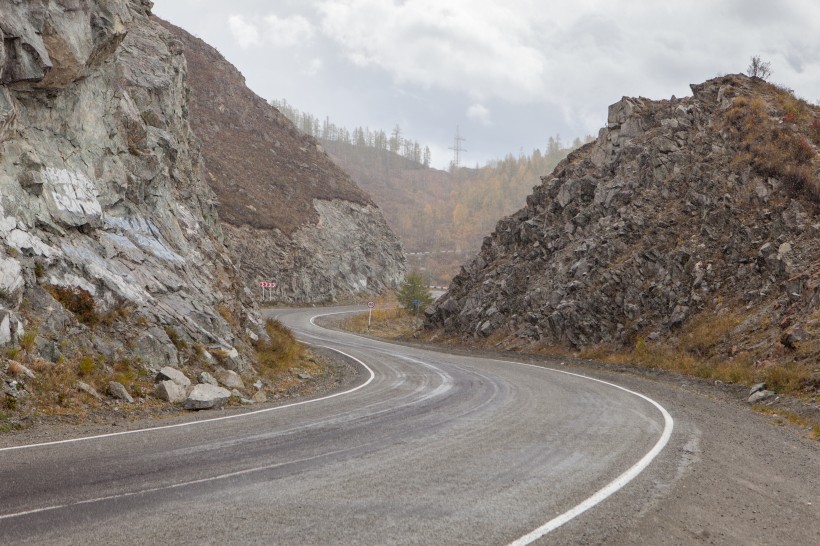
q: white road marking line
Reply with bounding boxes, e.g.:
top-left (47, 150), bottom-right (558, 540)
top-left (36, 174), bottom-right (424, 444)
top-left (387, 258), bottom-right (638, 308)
top-left (306, 308), bottom-right (675, 543)
top-left (502, 359), bottom-right (674, 545)
top-left (0, 444), bottom-right (367, 521)
top-left (0, 347), bottom-right (374, 453)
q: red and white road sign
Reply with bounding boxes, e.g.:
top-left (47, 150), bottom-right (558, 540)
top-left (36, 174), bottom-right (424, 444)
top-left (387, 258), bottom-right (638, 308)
top-left (259, 281), bottom-right (277, 288)
top-left (367, 301), bottom-right (375, 308)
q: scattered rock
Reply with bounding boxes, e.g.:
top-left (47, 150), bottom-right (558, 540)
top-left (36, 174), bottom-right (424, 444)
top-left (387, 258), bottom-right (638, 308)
top-left (251, 390), bottom-right (267, 403)
top-left (252, 380), bottom-right (264, 390)
top-left (780, 327), bottom-right (809, 349)
top-left (297, 373), bottom-right (312, 381)
top-left (155, 380), bottom-right (187, 404)
top-left (215, 368), bottom-right (244, 389)
top-left (183, 384), bottom-right (231, 410)
top-left (76, 381), bottom-right (102, 400)
top-left (748, 390), bottom-right (776, 404)
top-left (749, 383), bottom-right (767, 396)
top-left (3, 380), bottom-right (22, 398)
top-left (197, 371), bottom-right (218, 386)
top-left (6, 360), bottom-right (36, 379)
top-left (156, 366), bottom-right (191, 387)
top-left (108, 381), bottom-right (134, 403)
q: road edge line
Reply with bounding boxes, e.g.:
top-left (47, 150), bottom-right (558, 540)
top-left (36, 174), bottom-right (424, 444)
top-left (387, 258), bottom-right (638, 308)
top-left (504, 359), bottom-right (674, 545)
top-left (0, 346), bottom-right (374, 453)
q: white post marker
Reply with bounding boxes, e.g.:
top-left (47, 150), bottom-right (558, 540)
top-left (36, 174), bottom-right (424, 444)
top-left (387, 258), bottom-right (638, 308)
top-left (367, 301), bottom-right (375, 327)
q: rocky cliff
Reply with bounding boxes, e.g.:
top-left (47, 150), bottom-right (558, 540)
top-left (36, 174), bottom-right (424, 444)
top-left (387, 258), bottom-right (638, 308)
top-left (0, 1), bottom-right (260, 375)
top-left (157, 20), bottom-right (405, 303)
top-left (426, 75), bottom-right (820, 389)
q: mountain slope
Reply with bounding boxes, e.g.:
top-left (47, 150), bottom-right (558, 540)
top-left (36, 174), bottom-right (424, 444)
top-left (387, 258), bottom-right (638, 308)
top-left (157, 19), bottom-right (405, 303)
top-left (0, 1), bottom-right (259, 379)
top-left (426, 75), bottom-right (820, 394)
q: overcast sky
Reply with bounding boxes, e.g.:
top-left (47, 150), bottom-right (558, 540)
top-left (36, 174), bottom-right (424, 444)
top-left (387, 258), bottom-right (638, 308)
top-left (152, 0), bottom-right (820, 169)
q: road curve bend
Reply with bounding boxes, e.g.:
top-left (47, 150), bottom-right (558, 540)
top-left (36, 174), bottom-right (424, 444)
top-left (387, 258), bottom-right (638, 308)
top-left (0, 306), bottom-right (679, 544)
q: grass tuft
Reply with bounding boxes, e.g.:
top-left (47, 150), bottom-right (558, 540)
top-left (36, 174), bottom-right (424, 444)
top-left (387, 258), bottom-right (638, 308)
top-left (45, 285), bottom-right (99, 326)
top-left (255, 319), bottom-right (304, 379)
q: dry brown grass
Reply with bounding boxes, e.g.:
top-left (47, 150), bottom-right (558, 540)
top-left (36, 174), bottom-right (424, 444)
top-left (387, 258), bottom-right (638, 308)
top-left (722, 86), bottom-right (819, 200)
top-left (752, 406), bottom-right (820, 441)
top-left (255, 319), bottom-right (306, 379)
top-left (575, 311), bottom-right (816, 395)
top-left (679, 313), bottom-right (740, 357)
top-left (340, 306), bottom-right (417, 338)
top-left (45, 285), bottom-right (99, 326)
top-left (216, 303), bottom-right (241, 331)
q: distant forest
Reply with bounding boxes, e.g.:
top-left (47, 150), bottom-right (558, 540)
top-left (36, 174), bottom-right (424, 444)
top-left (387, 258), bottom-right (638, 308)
top-left (271, 99), bottom-right (593, 283)
top-left (271, 99), bottom-right (432, 167)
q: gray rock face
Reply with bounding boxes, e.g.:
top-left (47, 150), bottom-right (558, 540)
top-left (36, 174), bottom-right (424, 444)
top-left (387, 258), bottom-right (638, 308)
top-left (183, 383), bottom-right (231, 410)
top-left (0, 1), bottom-right (259, 372)
top-left (425, 75), bottom-right (820, 357)
top-left (223, 199), bottom-right (406, 304)
top-left (154, 380), bottom-right (186, 403)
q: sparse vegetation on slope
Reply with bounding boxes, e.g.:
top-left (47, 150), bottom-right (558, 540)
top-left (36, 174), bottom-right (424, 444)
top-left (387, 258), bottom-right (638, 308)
top-left (425, 74), bottom-right (820, 408)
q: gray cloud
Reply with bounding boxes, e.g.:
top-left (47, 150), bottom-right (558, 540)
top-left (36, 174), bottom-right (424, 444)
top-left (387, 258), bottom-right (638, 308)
top-left (153, 0), bottom-right (820, 168)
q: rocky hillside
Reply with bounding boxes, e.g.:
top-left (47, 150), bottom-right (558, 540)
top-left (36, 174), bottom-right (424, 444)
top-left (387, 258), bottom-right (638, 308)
top-left (426, 75), bottom-right (820, 394)
top-left (157, 20), bottom-right (405, 303)
top-left (0, 1), bottom-right (265, 400)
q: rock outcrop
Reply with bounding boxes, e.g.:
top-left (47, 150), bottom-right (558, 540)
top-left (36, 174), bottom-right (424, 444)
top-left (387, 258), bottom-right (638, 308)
top-left (157, 19), bottom-right (405, 303)
top-left (427, 75), bottom-right (820, 376)
top-left (0, 2), bottom-right (259, 371)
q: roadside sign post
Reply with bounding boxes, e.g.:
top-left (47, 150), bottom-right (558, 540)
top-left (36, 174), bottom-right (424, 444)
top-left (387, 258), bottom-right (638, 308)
top-left (412, 299), bottom-right (420, 320)
top-left (367, 301), bottom-right (375, 328)
top-left (259, 281), bottom-right (277, 301)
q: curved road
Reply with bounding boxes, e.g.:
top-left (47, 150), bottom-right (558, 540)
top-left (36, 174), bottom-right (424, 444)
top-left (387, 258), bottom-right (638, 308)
top-left (0, 307), bottom-right (817, 544)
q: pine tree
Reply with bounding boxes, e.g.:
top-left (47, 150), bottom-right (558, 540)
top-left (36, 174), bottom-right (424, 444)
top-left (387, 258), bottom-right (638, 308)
top-left (397, 270), bottom-right (433, 312)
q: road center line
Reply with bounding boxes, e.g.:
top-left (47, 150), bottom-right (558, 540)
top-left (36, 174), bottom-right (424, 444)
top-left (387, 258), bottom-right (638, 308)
top-left (0, 444), bottom-right (370, 521)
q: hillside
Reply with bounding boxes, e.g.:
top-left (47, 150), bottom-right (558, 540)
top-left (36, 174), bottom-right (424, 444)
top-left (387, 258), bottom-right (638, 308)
top-left (426, 75), bottom-right (820, 396)
top-left (323, 139), bottom-right (579, 284)
top-left (157, 19), bottom-right (405, 303)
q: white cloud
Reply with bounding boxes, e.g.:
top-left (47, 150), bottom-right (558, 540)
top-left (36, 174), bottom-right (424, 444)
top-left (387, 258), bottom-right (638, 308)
top-left (303, 58), bottom-right (323, 77)
top-left (228, 12), bottom-right (314, 49)
top-left (228, 14), bottom-right (261, 48)
top-left (264, 13), bottom-right (314, 47)
top-left (316, 0), bottom-right (545, 102)
top-left (467, 103), bottom-right (491, 126)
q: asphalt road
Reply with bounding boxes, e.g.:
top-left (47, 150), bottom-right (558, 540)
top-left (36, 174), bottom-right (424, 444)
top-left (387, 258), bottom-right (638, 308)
top-left (0, 306), bottom-right (817, 545)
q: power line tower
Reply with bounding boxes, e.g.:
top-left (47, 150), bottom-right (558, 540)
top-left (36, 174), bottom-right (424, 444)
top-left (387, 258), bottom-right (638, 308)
top-left (448, 125), bottom-right (467, 169)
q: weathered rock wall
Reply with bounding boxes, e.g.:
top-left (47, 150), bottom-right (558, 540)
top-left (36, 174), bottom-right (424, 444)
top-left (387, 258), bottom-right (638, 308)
top-left (0, 1), bottom-right (259, 370)
top-left (157, 19), bottom-right (406, 303)
top-left (426, 75), bottom-right (820, 361)
top-left (224, 199), bottom-right (404, 303)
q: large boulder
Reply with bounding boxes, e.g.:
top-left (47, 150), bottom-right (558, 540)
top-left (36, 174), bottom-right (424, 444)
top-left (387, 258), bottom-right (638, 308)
top-left (183, 384), bottom-right (231, 410)
top-left (156, 366), bottom-right (190, 387)
top-left (214, 368), bottom-right (244, 389)
top-left (154, 380), bottom-right (186, 404)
